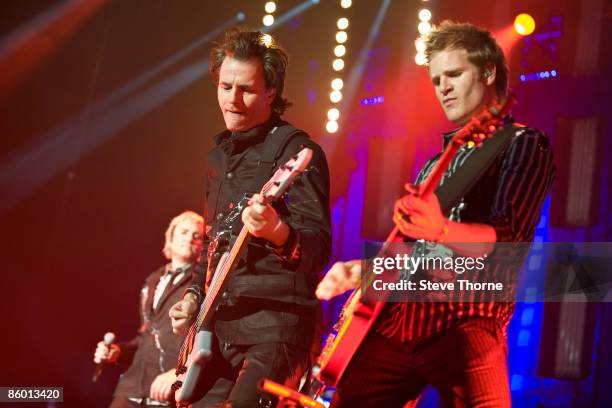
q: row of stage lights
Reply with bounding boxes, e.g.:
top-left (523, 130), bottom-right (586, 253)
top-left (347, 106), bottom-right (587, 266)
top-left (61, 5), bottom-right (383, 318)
top-left (260, 1), bottom-right (350, 133)
top-left (326, 0), bottom-right (352, 134)
top-left (262, 1), bottom-right (277, 27)
top-left (263, 3), bottom-right (537, 133)
top-left (519, 69), bottom-right (558, 82)
top-left (414, 4), bottom-right (432, 66)
top-left (413, 11), bottom-right (537, 65)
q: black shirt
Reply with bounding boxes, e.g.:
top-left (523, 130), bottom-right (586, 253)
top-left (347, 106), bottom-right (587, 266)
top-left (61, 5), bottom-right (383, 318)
top-left (189, 114), bottom-right (331, 346)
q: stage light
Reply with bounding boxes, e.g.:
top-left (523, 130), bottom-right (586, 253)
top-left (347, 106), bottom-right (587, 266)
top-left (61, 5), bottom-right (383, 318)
top-left (336, 30), bottom-right (348, 43)
top-left (265, 1), bottom-right (277, 14)
top-left (326, 120), bottom-right (339, 133)
top-left (330, 90), bottom-right (342, 103)
top-left (415, 38), bottom-right (426, 53)
top-left (418, 21), bottom-right (432, 35)
top-left (332, 58), bottom-right (345, 71)
top-left (323, 4), bottom-right (352, 132)
top-left (261, 34), bottom-right (273, 47)
top-left (327, 108), bottom-right (340, 121)
top-left (415, 53), bottom-right (426, 65)
top-left (418, 9), bottom-right (431, 22)
top-left (263, 14), bottom-right (275, 26)
top-left (334, 45), bottom-right (346, 57)
top-left (514, 13), bottom-right (535, 36)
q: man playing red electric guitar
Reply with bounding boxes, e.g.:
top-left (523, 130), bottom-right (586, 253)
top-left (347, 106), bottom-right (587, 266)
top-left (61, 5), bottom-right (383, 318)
top-left (317, 21), bottom-right (556, 407)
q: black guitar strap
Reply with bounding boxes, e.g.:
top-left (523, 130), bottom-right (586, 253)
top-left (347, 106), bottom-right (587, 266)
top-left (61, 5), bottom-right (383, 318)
top-left (434, 123), bottom-right (519, 213)
top-left (247, 124), bottom-right (306, 194)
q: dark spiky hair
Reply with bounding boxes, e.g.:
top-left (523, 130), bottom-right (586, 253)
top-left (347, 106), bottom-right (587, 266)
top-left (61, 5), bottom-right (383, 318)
top-left (209, 27), bottom-right (291, 114)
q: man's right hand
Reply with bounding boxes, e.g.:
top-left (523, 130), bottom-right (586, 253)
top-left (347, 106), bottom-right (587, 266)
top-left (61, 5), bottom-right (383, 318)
top-left (93, 341), bottom-right (120, 364)
top-left (169, 294), bottom-right (198, 336)
top-left (316, 260), bottom-right (362, 300)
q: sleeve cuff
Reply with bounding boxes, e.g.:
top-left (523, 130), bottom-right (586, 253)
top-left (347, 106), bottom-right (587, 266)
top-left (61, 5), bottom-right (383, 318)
top-left (184, 287), bottom-right (203, 305)
top-left (269, 224), bottom-right (301, 266)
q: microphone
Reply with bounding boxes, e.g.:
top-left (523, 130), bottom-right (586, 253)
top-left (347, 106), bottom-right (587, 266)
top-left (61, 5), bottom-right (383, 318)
top-left (92, 332), bottom-right (116, 383)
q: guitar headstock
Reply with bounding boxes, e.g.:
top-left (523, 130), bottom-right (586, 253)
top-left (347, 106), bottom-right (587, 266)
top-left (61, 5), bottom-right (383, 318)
top-left (451, 92), bottom-right (516, 148)
top-left (261, 147), bottom-right (313, 200)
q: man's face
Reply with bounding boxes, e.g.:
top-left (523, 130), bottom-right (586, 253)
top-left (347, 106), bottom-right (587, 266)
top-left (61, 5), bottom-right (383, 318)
top-left (169, 219), bottom-right (203, 263)
top-left (217, 56), bottom-right (275, 132)
top-left (428, 48), bottom-right (494, 125)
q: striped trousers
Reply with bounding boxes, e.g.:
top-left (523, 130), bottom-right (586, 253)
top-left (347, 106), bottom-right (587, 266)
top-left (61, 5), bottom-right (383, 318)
top-left (331, 317), bottom-right (511, 408)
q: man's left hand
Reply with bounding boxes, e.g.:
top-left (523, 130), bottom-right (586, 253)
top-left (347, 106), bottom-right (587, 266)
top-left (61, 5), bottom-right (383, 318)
top-left (149, 369), bottom-right (177, 402)
top-left (241, 193), bottom-right (289, 246)
top-left (393, 183), bottom-right (447, 241)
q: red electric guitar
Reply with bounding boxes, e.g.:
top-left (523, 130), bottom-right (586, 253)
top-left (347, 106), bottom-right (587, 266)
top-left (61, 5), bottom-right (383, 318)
top-left (172, 147), bottom-right (313, 406)
top-left (313, 95), bottom-right (515, 392)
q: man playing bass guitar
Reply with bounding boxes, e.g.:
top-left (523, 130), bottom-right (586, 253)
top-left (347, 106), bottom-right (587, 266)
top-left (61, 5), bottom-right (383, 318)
top-left (168, 28), bottom-right (331, 408)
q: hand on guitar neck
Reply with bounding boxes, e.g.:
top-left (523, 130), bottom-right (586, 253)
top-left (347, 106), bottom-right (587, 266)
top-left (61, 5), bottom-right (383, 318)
top-left (393, 183), bottom-right (447, 242)
top-left (169, 293), bottom-right (199, 336)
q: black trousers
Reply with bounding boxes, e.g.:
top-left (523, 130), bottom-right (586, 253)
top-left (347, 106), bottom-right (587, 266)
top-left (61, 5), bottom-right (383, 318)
top-left (331, 318), bottom-right (511, 408)
top-left (189, 339), bottom-right (309, 408)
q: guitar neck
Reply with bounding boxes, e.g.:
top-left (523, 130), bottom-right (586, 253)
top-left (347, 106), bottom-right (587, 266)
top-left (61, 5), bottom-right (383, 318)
top-left (384, 138), bottom-right (462, 244)
top-left (418, 139), bottom-right (463, 198)
top-left (194, 224), bottom-right (251, 330)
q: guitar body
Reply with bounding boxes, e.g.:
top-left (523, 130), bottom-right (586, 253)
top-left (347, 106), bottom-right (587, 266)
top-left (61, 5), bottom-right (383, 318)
top-left (176, 330), bottom-right (213, 404)
top-left (317, 299), bottom-right (385, 386)
top-left (317, 265), bottom-right (399, 387)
